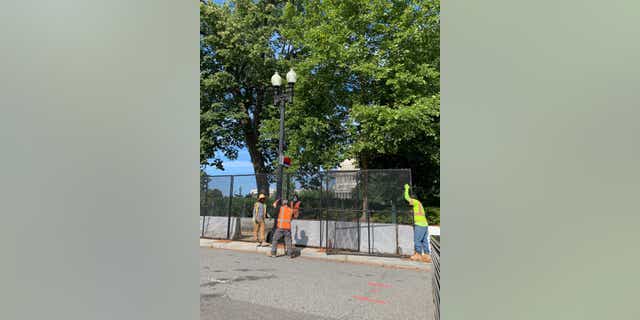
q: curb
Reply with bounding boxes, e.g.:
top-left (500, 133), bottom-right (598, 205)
top-left (298, 254), bottom-right (430, 272)
top-left (201, 239), bottom-right (431, 272)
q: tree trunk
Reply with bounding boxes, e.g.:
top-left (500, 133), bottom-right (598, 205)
top-left (245, 130), bottom-right (269, 197)
top-left (242, 87), bottom-right (270, 198)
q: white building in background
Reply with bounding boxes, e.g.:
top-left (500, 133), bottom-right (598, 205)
top-left (337, 159), bottom-right (357, 171)
top-left (249, 188), bottom-right (301, 198)
top-left (245, 159), bottom-right (357, 199)
top-left (333, 159), bottom-right (358, 199)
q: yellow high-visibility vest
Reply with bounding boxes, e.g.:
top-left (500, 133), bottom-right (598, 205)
top-left (412, 200), bottom-right (428, 227)
top-left (405, 186), bottom-right (428, 227)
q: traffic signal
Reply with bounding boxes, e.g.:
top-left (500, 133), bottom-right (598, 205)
top-left (283, 156), bottom-right (292, 168)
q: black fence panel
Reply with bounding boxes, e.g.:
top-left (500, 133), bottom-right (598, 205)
top-left (324, 209), bottom-right (361, 253)
top-left (230, 175), bottom-right (267, 241)
top-left (200, 175), bottom-right (232, 239)
top-left (200, 169), bottom-right (414, 257)
top-left (321, 169), bottom-right (413, 256)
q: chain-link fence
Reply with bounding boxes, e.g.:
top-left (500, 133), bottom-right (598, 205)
top-left (200, 169), bottom-right (415, 256)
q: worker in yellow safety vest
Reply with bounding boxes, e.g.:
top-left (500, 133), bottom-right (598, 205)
top-left (268, 199), bottom-right (296, 258)
top-left (404, 184), bottom-right (432, 263)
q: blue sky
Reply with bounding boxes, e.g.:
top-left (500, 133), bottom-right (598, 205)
top-left (204, 147), bottom-right (254, 176)
top-left (203, 148), bottom-right (269, 197)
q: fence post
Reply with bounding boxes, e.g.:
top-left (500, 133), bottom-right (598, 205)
top-left (226, 176), bottom-right (234, 240)
top-left (201, 177), bottom-right (207, 238)
top-left (366, 209), bottom-right (371, 255)
top-left (392, 201), bottom-right (398, 255)
top-left (319, 173), bottom-right (324, 249)
top-left (362, 171), bottom-right (371, 254)
top-left (356, 209), bottom-right (360, 252)
top-left (326, 175), bottom-right (331, 252)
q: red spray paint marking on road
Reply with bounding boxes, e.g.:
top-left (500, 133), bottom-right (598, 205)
top-left (352, 295), bottom-right (386, 304)
top-left (368, 282), bottom-right (392, 288)
top-left (369, 288), bottom-right (380, 293)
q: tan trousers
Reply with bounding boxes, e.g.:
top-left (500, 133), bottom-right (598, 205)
top-left (253, 220), bottom-right (265, 242)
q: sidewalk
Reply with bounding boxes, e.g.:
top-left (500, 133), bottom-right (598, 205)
top-left (200, 238), bottom-right (431, 271)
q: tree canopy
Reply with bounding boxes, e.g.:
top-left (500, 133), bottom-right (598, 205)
top-left (201, 0), bottom-right (440, 202)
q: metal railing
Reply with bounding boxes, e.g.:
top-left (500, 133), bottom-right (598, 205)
top-left (430, 235), bottom-right (440, 320)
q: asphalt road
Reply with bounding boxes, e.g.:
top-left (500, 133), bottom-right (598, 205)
top-left (200, 247), bottom-right (433, 320)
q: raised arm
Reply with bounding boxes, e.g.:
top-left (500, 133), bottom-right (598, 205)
top-left (293, 201), bottom-right (300, 218)
top-left (404, 184), bottom-right (414, 204)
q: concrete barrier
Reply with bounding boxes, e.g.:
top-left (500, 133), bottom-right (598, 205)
top-left (200, 216), bottom-right (440, 256)
top-left (200, 216), bottom-right (232, 239)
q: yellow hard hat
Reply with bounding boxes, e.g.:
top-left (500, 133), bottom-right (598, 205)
top-left (258, 194), bottom-right (266, 199)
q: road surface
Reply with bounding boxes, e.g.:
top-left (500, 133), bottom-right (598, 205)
top-left (200, 247), bottom-right (433, 320)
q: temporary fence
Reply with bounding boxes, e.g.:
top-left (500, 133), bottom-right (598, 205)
top-left (200, 169), bottom-right (418, 257)
top-left (200, 173), bottom-right (277, 241)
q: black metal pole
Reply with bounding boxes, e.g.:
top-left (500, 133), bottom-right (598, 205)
top-left (367, 208), bottom-right (371, 255)
top-left (276, 86), bottom-right (285, 203)
top-left (392, 201), bottom-right (399, 255)
top-left (356, 209), bottom-right (360, 252)
top-left (326, 177), bottom-right (332, 252)
top-left (320, 173), bottom-right (324, 248)
top-left (201, 178), bottom-right (207, 237)
top-left (272, 77), bottom-right (294, 245)
top-left (226, 176), bottom-right (234, 239)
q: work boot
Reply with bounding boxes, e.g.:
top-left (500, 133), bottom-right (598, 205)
top-left (410, 253), bottom-right (422, 261)
top-left (421, 254), bottom-right (432, 263)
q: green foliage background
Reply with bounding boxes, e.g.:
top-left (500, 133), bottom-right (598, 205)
top-left (201, 0), bottom-right (440, 218)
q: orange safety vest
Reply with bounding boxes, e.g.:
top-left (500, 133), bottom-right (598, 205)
top-left (277, 206), bottom-right (293, 230)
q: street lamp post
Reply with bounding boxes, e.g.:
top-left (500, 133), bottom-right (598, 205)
top-left (271, 68), bottom-right (297, 204)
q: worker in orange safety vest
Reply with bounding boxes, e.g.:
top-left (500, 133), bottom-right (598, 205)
top-left (291, 194), bottom-right (302, 218)
top-left (268, 198), bottom-right (297, 258)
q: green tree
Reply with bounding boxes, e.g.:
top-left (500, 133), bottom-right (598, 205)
top-left (201, 0), bottom-right (440, 210)
top-left (200, 0), bottom-right (349, 194)
top-left (200, 0), bottom-right (285, 194)
top-left (289, 0), bottom-right (440, 202)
